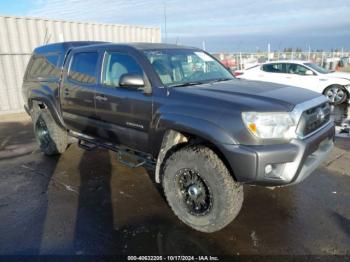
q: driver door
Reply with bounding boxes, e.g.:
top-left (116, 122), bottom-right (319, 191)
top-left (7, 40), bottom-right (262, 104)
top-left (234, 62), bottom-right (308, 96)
top-left (285, 63), bottom-right (320, 92)
top-left (94, 50), bottom-right (153, 153)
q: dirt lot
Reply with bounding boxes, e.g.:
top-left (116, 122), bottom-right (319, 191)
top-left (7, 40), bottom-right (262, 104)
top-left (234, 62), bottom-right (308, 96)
top-left (0, 114), bottom-right (349, 255)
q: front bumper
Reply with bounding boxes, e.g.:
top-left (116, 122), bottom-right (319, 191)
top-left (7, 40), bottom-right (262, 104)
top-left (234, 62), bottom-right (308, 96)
top-left (220, 121), bottom-right (335, 186)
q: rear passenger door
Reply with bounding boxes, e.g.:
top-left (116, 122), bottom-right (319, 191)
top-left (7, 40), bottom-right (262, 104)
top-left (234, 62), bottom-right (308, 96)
top-left (60, 51), bottom-right (100, 136)
top-left (94, 50), bottom-right (153, 153)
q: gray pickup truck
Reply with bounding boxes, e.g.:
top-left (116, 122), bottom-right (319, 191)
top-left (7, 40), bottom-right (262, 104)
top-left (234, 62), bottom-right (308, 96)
top-left (22, 41), bottom-right (334, 232)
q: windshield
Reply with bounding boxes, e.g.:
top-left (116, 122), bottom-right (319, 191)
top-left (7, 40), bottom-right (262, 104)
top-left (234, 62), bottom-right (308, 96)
top-left (304, 63), bottom-right (330, 74)
top-left (144, 49), bottom-right (234, 87)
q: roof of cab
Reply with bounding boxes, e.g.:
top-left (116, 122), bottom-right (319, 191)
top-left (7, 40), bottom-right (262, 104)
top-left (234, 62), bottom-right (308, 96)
top-left (33, 41), bottom-right (108, 55)
top-left (127, 43), bottom-right (197, 50)
top-left (33, 41), bottom-right (198, 55)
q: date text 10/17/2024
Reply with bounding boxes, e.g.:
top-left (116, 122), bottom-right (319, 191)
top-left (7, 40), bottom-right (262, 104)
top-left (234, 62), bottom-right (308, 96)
top-left (127, 256), bottom-right (220, 261)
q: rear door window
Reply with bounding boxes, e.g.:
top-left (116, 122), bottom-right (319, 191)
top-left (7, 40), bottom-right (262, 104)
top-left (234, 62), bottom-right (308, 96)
top-left (68, 52), bottom-right (99, 84)
top-left (261, 63), bottom-right (285, 73)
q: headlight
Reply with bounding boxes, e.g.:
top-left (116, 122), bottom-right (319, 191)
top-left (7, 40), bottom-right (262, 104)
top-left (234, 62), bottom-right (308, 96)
top-left (242, 112), bottom-right (297, 139)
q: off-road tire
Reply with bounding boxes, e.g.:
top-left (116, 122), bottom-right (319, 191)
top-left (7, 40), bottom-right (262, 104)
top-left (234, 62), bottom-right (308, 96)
top-left (162, 145), bottom-right (243, 233)
top-left (32, 105), bottom-right (68, 155)
top-left (324, 85), bottom-right (348, 105)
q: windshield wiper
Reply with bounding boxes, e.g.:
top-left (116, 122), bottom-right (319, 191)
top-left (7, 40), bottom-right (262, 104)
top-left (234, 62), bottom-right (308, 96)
top-left (169, 78), bottom-right (233, 88)
top-left (169, 81), bottom-right (206, 88)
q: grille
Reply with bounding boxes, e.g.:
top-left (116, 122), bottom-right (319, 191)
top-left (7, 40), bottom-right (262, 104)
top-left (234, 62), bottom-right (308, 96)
top-left (296, 102), bottom-right (331, 137)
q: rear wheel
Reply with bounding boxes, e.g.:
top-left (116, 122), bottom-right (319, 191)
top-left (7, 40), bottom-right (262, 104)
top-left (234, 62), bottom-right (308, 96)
top-left (162, 145), bottom-right (243, 233)
top-left (32, 105), bottom-right (68, 155)
top-left (324, 85), bottom-right (347, 105)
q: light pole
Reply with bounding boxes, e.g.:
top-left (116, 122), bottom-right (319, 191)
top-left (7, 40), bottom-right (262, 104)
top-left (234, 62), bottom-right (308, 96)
top-left (163, 1), bottom-right (167, 43)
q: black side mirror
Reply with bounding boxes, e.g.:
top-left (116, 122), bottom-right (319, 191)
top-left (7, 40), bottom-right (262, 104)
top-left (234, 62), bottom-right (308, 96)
top-left (119, 74), bottom-right (145, 88)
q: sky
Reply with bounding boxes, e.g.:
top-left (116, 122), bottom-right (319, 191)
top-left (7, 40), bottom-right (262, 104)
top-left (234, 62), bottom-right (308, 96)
top-left (1, 0), bottom-right (350, 52)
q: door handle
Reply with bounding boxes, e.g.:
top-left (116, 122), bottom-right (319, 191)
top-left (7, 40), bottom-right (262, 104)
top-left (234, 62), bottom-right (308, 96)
top-left (96, 95), bottom-right (108, 102)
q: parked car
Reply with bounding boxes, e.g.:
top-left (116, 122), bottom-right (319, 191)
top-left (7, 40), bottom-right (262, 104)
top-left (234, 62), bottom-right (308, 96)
top-left (22, 42), bottom-right (334, 233)
top-left (235, 60), bottom-right (350, 105)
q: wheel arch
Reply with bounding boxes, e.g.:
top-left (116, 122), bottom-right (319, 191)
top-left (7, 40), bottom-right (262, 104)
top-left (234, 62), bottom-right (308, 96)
top-left (28, 94), bottom-right (66, 129)
top-left (154, 128), bottom-right (238, 184)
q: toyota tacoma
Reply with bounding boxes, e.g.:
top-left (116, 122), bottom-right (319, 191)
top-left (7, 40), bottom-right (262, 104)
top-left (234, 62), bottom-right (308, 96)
top-left (22, 42), bottom-right (335, 232)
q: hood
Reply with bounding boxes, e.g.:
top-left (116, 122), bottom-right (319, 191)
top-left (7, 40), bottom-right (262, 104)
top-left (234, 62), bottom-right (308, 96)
top-left (327, 71), bottom-right (350, 81)
top-left (171, 79), bottom-right (321, 112)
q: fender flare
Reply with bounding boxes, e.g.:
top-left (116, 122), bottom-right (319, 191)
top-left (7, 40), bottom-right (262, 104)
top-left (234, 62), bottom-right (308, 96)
top-left (152, 113), bottom-right (237, 183)
top-left (28, 90), bottom-right (66, 129)
top-left (153, 113), bottom-right (237, 146)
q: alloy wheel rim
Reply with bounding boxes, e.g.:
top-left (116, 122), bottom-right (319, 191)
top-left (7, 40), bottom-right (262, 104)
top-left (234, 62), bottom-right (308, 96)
top-left (326, 87), bottom-right (345, 103)
top-left (176, 168), bottom-right (212, 216)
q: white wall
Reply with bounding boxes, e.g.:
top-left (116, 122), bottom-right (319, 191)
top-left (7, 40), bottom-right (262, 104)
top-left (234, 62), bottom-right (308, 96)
top-left (0, 15), bottom-right (161, 114)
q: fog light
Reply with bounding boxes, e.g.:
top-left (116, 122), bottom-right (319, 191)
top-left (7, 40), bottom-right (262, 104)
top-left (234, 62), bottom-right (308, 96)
top-left (265, 164), bottom-right (273, 174)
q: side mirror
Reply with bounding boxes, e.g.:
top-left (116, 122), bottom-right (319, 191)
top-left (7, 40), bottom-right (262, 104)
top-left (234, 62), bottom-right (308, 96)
top-left (119, 74), bottom-right (145, 88)
top-left (305, 70), bottom-right (314, 76)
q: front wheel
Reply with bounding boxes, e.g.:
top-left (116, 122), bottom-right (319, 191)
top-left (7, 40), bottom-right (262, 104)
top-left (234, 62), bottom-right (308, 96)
top-left (162, 145), bottom-right (243, 233)
top-left (324, 85), bottom-right (348, 105)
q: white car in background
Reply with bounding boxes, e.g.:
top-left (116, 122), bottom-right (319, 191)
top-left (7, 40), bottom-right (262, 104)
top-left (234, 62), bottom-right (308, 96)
top-left (235, 61), bottom-right (350, 105)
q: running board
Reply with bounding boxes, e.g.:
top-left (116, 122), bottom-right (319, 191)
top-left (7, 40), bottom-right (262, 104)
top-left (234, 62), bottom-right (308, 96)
top-left (78, 139), bottom-right (98, 151)
top-left (69, 131), bottom-right (155, 169)
top-left (118, 150), bottom-right (147, 168)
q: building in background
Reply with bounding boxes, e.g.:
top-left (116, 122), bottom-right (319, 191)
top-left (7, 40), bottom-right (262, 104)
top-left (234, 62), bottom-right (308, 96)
top-left (0, 15), bottom-right (161, 114)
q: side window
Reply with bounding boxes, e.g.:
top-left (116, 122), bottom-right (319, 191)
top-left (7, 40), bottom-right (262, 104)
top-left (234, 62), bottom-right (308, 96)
top-left (285, 63), bottom-right (294, 74)
top-left (294, 65), bottom-right (309, 75)
top-left (286, 64), bottom-right (309, 75)
top-left (261, 63), bottom-right (284, 73)
top-left (47, 55), bottom-right (59, 66)
top-left (102, 52), bottom-right (143, 87)
top-left (68, 52), bottom-right (99, 84)
top-left (27, 54), bottom-right (60, 79)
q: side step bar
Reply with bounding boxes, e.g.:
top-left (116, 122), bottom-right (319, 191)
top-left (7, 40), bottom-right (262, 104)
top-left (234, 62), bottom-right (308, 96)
top-left (118, 150), bottom-right (147, 169)
top-left (70, 131), bottom-right (155, 169)
top-left (78, 139), bottom-right (98, 151)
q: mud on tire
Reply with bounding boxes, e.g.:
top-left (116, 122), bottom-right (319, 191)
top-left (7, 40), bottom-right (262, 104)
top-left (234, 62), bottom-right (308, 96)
top-left (162, 145), bottom-right (243, 233)
top-left (32, 104), bottom-right (68, 155)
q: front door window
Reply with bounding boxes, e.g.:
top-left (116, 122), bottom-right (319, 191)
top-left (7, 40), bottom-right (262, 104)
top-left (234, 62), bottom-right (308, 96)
top-left (102, 52), bottom-right (143, 87)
